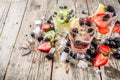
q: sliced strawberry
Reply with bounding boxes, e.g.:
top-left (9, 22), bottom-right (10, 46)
top-left (94, 53), bottom-right (108, 67)
top-left (41, 24), bottom-right (52, 31)
top-left (38, 41), bottom-right (51, 52)
top-left (112, 24), bottom-right (120, 33)
top-left (98, 45), bottom-right (110, 55)
top-left (98, 27), bottom-right (110, 34)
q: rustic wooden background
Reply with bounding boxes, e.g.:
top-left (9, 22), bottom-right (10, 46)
top-left (0, 0), bottom-right (120, 80)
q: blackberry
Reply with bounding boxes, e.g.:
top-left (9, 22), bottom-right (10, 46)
top-left (85, 54), bottom-right (91, 60)
top-left (115, 20), bottom-right (120, 25)
top-left (47, 20), bottom-right (52, 24)
top-left (106, 5), bottom-right (115, 13)
top-left (37, 36), bottom-right (43, 42)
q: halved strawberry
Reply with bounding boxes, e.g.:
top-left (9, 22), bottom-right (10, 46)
top-left (41, 23), bottom-right (52, 31)
top-left (112, 24), bottom-right (120, 34)
top-left (98, 45), bottom-right (110, 55)
top-left (98, 27), bottom-right (110, 34)
top-left (94, 53), bottom-right (108, 67)
top-left (38, 41), bottom-right (51, 52)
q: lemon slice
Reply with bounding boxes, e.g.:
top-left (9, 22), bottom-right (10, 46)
top-left (94, 4), bottom-right (106, 15)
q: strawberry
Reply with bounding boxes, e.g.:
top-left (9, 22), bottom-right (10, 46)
top-left (41, 23), bottom-right (52, 31)
top-left (38, 41), bottom-right (51, 52)
top-left (98, 45), bottom-right (110, 55)
top-left (112, 24), bottom-right (120, 34)
top-left (98, 27), bottom-right (110, 34)
top-left (94, 53), bottom-right (108, 67)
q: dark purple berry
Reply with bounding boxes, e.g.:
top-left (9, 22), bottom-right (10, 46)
top-left (66, 40), bottom-right (71, 46)
top-left (44, 37), bottom-right (50, 42)
top-left (113, 50), bottom-right (120, 59)
top-left (66, 58), bottom-right (70, 63)
top-left (107, 5), bottom-right (115, 13)
top-left (30, 32), bottom-right (35, 38)
top-left (85, 21), bottom-right (92, 27)
top-left (45, 54), bottom-right (54, 60)
top-left (37, 36), bottom-right (43, 42)
top-left (103, 14), bottom-right (110, 21)
top-left (64, 47), bottom-right (69, 53)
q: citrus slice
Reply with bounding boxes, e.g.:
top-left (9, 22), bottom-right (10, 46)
top-left (94, 4), bottom-right (106, 15)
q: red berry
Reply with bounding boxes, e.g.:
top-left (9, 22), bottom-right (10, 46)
top-left (41, 24), bottom-right (52, 31)
top-left (94, 53), bottom-right (108, 67)
top-left (98, 45), bottom-right (110, 55)
top-left (112, 24), bottom-right (120, 33)
top-left (98, 27), bottom-right (110, 34)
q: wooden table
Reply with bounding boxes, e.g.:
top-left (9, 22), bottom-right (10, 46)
top-left (0, 0), bottom-right (120, 80)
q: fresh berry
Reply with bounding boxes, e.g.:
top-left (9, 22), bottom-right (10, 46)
top-left (85, 54), bottom-right (91, 60)
top-left (30, 32), bottom-right (35, 38)
top-left (109, 40), bottom-right (116, 48)
top-left (59, 6), bottom-right (64, 9)
top-left (60, 17), bottom-right (64, 20)
top-left (112, 24), bottom-right (120, 33)
top-left (94, 53), bottom-right (108, 67)
top-left (64, 6), bottom-right (67, 9)
top-left (72, 28), bottom-right (78, 33)
top-left (37, 36), bottom-right (43, 42)
top-left (91, 38), bottom-right (98, 49)
top-left (112, 12), bottom-right (116, 17)
top-left (51, 25), bottom-right (55, 31)
top-left (113, 37), bottom-right (120, 48)
top-left (98, 27), bottom-right (110, 34)
top-left (44, 37), bottom-right (51, 42)
top-left (47, 20), bottom-right (52, 24)
top-left (106, 5), bottom-right (115, 13)
top-left (66, 58), bottom-right (70, 63)
top-left (85, 20), bottom-right (92, 27)
top-left (104, 39), bottom-right (110, 46)
top-left (115, 20), bottom-right (120, 25)
top-left (113, 50), bottom-right (120, 59)
top-left (42, 24), bottom-right (51, 31)
top-left (69, 51), bottom-right (77, 59)
top-left (66, 40), bottom-right (71, 46)
top-left (54, 12), bottom-right (57, 15)
top-left (63, 47), bottom-right (69, 53)
top-left (87, 28), bottom-right (94, 33)
top-left (45, 54), bottom-right (54, 60)
top-left (79, 21), bottom-right (84, 26)
top-left (98, 45), bottom-right (110, 56)
top-left (81, 10), bottom-right (87, 14)
top-left (103, 14), bottom-right (110, 21)
top-left (38, 41), bottom-right (51, 52)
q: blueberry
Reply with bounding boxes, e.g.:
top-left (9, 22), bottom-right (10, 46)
top-left (64, 6), bottom-right (67, 9)
top-left (85, 21), bottom-right (92, 27)
top-left (107, 5), bottom-right (115, 13)
top-left (115, 20), bottom-right (120, 25)
top-left (30, 32), bottom-right (35, 38)
top-left (54, 12), bottom-right (57, 15)
top-left (60, 17), bottom-right (64, 20)
top-left (59, 6), bottom-right (64, 9)
top-left (37, 36), bottom-right (43, 42)
top-left (65, 19), bottom-right (69, 23)
top-left (51, 25), bottom-right (55, 31)
top-left (85, 54), bottom-right (91, 60)
top-left (66, 40), bottom-right (71, 46)
top-left (103, 14), bottom-right (110, 21)
top-left (47, 20), bottom-right (52, 24)
top-left (79, 21), bottom-right (84, 26)
top-left (44, 37), bottom-right (50, 42)
top-left (109, 41), bottom-right (116, 48)
top-left (104, 39), bottom-right (110, 46)
top-left (66, 58), bottom-right (70, 63)
top-left (63, 47), bottom-right (69, 53)
top-left (113, 50), bottom-right (120, 59)
top-left (72, 28), bottom-right (78, 33)
top-left (81, 10), bottom-right (87, 14)
top-left (87, 28), bottom-right (94, 33)
top-left (112, 12), bottom-right (116, 17)
top-left (45, 54), bottom-right (54, 60)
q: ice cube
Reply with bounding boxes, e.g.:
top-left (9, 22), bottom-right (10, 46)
top-left (77, 60), bottom-right (88, 69)
top-left (60, 52), bottom-right (68, 61)
top-left (34, 20), bottom-right (42, 26)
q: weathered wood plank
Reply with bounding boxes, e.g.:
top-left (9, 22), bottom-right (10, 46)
top-left (0, 0), bottom-right (28, 80)
top-left (52, 0), bottom-right (75, 80)
top-left (96, 0), bottom-right (120, 80)
top-left (4, 0), bottom-right (53, 80)
top-left (0, 0), bottom-right (11, 35)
